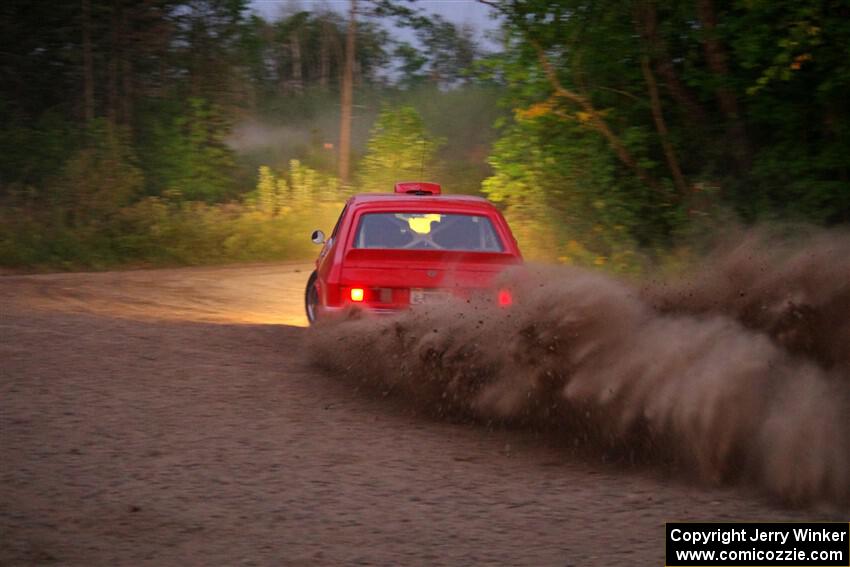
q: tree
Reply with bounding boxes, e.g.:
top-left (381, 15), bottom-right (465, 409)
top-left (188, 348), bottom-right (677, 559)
top-left (478, 0), bottom-right (850, 262)
top-left (339, 0), bottom-right (357, 184)
top-left (141, 98), bottom-right (236, 201)
top-left (358, 105), bottom-right (444, 192)
top-left (478, 0), bottom-right (681, 256)
top-left (57, 120), bottom-right (143, 228)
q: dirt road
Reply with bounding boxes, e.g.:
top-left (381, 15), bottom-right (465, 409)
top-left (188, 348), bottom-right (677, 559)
top-left (0, 264), bottom-right (826, 566)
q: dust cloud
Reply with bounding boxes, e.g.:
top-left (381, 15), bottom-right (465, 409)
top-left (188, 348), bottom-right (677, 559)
top-left (307, 229), bottom-right (850, 506)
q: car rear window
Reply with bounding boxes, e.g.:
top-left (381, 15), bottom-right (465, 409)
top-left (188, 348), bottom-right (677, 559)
top-left (353, 212), bottom-right (505, 252)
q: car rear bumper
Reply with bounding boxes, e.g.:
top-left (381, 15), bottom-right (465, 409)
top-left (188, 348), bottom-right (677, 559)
top-left (317, 304), bottom-right (404, 319)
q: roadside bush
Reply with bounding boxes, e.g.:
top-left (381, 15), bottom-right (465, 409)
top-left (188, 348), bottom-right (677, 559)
top-left (0, 161), bottom-right (347, 272)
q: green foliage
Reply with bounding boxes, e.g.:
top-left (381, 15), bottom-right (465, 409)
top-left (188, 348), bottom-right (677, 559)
top-left (112, 160), bottom-right (345, 266)
top-left (140, 98), bottom-right (237, 202)
top-left (725, 0), bottom-right (850, 223)
top-left (3, 0), bottom-right (848, 274)
top-left (289, 159), bottom-right (341, 205)
top-left (0, 0), bottom-right (498, 272)
top-left (0, 109), bottom-right (78, 202)
top-left (476, 1), bottom-right (681, 266)
top-left (406, 86), bottom-right (503, 194)
top-left (480, 0), bottom-right (850, 266)
top-left (55, 121), bottom-right (144, 227)
top-left (0, 160), bottom-right (345, 270)
top-left (248, 160), bottom-right (342, 215)
top-left (359, 105), bottom-right (444, 192)
top-left (483, 115), bottom-right (644, 272)
top-left (251, 166), bottom-right (289, 216)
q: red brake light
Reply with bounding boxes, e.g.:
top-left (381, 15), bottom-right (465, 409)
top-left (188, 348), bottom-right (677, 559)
top-left (350, 288), bottom-right (365, 302)
top-left (498, 289), bottom-right (513, 307)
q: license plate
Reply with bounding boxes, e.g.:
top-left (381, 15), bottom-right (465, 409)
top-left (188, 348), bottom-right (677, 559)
top-left (410, 288), bottom-right (451, 305)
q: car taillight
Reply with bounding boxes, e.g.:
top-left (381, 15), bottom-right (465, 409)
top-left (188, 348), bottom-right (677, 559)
top-left (497, 289), bottom-right (513, 307)
top-left (350, 287), bottom-right (365, 302)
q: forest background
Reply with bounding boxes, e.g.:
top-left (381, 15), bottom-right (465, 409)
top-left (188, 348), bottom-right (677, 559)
top-left (1, 0), bottom-right (848, 272)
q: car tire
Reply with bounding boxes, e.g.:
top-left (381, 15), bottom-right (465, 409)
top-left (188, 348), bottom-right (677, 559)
top-left (305, 271), bottom-right (319, 324)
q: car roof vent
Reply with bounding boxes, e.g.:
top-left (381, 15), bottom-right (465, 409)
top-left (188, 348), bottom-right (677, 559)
top-left (394, 182), bottom-right (441, 195)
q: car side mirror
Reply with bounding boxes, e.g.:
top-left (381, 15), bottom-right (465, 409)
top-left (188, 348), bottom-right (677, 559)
top-left (311, 230), bottom-right (326, 245)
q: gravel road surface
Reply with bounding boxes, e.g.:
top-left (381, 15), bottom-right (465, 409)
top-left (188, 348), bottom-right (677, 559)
top-left (0, 264), bottom-right (824, 566)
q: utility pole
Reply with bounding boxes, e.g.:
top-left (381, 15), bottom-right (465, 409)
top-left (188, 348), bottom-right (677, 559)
top-left (82, 0), bottom-right (94, 123)
top-left (338, 0), bottom-right (356, 184)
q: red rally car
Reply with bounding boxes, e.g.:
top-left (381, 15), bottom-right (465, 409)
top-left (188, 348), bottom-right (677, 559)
top-left (305, 182), bottom-right (523, 323)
